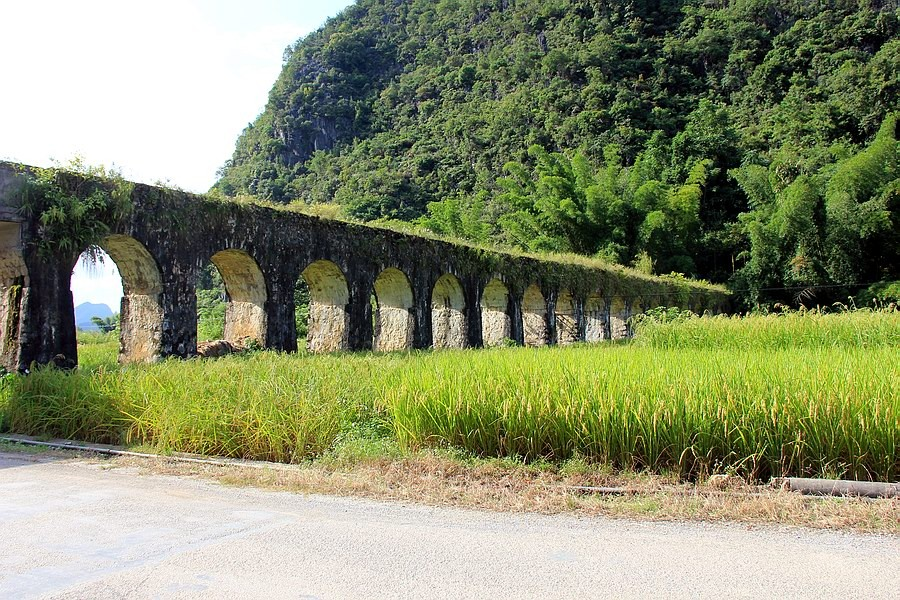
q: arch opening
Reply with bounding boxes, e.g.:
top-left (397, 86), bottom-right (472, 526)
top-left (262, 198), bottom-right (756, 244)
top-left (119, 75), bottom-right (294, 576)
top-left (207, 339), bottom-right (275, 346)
top-left (373, 267), bottom-right (414, 352)
top-left (203, 249), bottom-right (267, 348)
top-left (522, 284), bottom-right (548, 347)
top-left (102, 235), bottom-right (163, 363)
top-left (555, 289), bottom-right (578, 345)
top-left (584, 293), bottom-right (609, 343)
top-left (431, 274), bottom-right (466, 349)
top-left (480, 278), bottom-right (510, 347)
top-left (70, 235), bottom-right (163, 365)
top-left (299, 260), bottom-right (349, 353)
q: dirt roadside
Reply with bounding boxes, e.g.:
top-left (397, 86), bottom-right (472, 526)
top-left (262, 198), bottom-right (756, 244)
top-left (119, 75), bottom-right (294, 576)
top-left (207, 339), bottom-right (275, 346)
top-left (3, 439), bottom-right (896, 534)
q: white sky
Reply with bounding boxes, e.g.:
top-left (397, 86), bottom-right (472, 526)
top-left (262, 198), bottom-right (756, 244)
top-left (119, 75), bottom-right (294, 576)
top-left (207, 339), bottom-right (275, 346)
top-left (0, 0), bottom-right (355, 310)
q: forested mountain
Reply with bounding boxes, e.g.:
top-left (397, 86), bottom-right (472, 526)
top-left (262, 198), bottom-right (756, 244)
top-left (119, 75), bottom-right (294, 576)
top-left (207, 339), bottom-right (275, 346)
top-left (214, 0), bottom-right (899, 307)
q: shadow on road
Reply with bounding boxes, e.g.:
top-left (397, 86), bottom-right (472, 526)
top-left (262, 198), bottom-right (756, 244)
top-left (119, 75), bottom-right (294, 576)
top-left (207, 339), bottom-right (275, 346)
top-left (0, 449), bottom-right (68, 470)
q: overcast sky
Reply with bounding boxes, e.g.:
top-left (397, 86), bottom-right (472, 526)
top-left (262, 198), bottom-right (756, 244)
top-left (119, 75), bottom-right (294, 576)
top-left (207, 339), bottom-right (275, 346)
top-left (0, 0), bottom-right (355, 310)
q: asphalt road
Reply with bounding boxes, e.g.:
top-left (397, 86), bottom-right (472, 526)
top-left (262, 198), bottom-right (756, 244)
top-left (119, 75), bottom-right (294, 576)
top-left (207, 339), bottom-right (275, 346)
top-left (1, 452), bottom-right (897, 599)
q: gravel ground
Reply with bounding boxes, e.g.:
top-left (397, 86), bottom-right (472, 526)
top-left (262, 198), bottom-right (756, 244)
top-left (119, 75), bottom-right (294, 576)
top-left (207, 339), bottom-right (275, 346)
top-left (0, 452), bottom-right (897, 599)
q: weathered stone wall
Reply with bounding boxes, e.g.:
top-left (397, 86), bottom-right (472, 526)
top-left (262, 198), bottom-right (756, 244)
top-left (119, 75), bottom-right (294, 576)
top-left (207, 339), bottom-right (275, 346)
top-left (212, 249), bottom-right (268, 347)
top-left (555, 289), bottom-right (578, 345)
top-left (302, 260), bottom-right (350, 353)
top-left (0, 220), bottom-right (27, 369)
top-left (101, 234), bottom-right (164, 363)
top-left (307, 304), bottom-right (349, 353)
top-left (610, 298), bottom-right (631, 340)
top-left (480, 279), bottom-right (511, 347)
top-left (119, 293), bottom-right (163, 363)
top-left (0, 162), bottom-right (731, 370)
top-left (374, 306), bottom-right (415, 352)
top-left (522, 284), bottom-right (548, 347)
top-left (223, 302), bottom-right (267, 345)
top-left (373, 268), bottom-right (414, 352)
top-left (431, 274), bottom-right (466, 349)
top-left (583, 294), bottom-right (609, 343)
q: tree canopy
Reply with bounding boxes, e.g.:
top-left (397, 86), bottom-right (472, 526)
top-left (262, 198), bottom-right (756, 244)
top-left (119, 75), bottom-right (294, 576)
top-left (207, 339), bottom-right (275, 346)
top-left (215, 0), bottom-right (900, 307)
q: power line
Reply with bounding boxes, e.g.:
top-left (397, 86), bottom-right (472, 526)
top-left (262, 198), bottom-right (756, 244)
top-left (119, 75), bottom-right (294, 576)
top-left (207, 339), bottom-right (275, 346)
top-left (634, 281), bottom-right (883, 300)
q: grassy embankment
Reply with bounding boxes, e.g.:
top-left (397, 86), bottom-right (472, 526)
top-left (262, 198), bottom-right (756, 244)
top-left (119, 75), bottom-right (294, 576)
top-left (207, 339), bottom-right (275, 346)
top-left (0, 310), bottom-right (897, 482)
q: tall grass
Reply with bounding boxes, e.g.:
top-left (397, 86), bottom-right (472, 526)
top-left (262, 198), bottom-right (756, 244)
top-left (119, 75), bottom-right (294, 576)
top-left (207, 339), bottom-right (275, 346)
top-left (76, 330), bottom-right (119, 371)
top-left (383, 346), bottom-right (898, 481)
top-left (1, 311), bottom-right (896, 480)
top-left (632, 309), bottom-right (900, 349)
top-left (0, 353), bottom-right (391, 462)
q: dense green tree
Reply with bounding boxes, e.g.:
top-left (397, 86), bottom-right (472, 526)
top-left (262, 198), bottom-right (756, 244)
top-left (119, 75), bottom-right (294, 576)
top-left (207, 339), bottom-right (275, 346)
top-left (214, 0), bottom-right (900, 304)
top-left (732, 113), bottom-right (899, 306)
top-left (90, 315), bottom-right (119, 334)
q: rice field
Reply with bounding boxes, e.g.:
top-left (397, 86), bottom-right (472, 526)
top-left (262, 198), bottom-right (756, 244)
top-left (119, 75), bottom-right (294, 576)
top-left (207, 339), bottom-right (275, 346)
top-left (0, 310), bottom-right (897, 481)
top-left (632, 308), bottom-right (900, 349)
top-left (384, 345), bottom-right (897, 481)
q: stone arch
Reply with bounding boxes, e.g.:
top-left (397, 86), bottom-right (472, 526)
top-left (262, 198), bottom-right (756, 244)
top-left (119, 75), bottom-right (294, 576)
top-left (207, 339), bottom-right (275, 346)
top-left (0, 221), bottom-right (27, 369)
top-left (584, 293), bottom-right (608, 342)
top-left (431, 273), bottom-right (466, 349)
top-left (99, 235), bottom-right (164, 363)
top-left (555, 289), bottom-right (578, 345)
top-left (610, 297), bottom-right (631, 340)
top-left (301, 260), bottom-right (349, 353)
top-left (522, 283), bottom-right (548, 347)
top-left (373, 267), bottom-right (414, 352)
top-left (210, 249), bottom-right (267, 346)
top-left (481, 278), bottom-right (511, 347)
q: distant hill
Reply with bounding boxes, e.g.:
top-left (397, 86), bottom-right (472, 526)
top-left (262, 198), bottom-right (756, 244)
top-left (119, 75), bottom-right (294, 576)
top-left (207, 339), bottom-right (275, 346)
top-left (75, 302), bottom-right (113, 331)
top-left (214, 0), bottom-right (899, 306)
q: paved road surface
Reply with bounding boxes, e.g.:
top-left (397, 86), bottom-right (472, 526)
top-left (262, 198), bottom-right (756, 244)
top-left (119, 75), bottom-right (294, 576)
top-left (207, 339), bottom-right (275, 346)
top-left (0, 452), bottom-right (897, 599)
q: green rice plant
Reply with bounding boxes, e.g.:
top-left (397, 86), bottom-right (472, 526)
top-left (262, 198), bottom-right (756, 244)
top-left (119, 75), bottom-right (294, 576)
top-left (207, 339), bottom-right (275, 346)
top-left (0, 352), bottom-right (392, 463)
top-left (76, 330), bottom-right (118, 345)
top-left (383, 345), bottom-right (899, 481)
top-left (0, 366), bottom-right (123, 444)
top-left (2, 312), bottom-right (896, 481)
top-left (75, 329), bottom-right (119, 372)
top-left (632, 309), bottom-right (900, 350)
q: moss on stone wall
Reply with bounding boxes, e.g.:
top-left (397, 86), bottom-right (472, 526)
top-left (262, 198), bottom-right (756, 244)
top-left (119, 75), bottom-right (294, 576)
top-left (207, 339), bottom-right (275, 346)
top-left (1, 160), bottom-right (730, 366)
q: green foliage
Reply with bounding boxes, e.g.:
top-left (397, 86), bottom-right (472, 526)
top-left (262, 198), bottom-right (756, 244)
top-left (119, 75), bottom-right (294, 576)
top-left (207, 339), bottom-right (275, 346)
top-left (196, 264), bottom-right (226, 342)
top-left (295, 277), bottom-right (310, 342)
top-left (733, 112), bottom-right (900, 307)
top-left (417, 192), bottom-right (493, 243)
top-left (212, 0), bottom-right (899, 304)
top-left (17, 159), bottom-right (134, 260)
top-left (856, 280), bottom-right (900, 307)
top-left (90, 314), bottom-right (119, 334)
top-left (471, 144), bottom-right (711, 275)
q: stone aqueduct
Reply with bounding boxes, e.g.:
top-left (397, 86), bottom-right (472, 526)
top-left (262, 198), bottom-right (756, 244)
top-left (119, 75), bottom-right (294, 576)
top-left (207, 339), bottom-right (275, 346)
top-left (0, 163), bottom-right (728, 371)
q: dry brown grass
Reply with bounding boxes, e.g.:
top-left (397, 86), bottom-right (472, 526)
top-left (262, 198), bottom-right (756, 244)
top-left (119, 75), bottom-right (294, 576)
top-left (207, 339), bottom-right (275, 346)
top-left (99, 451), bottom-right (899, 534)
top-left (3, 439), bottom-right (893, 533)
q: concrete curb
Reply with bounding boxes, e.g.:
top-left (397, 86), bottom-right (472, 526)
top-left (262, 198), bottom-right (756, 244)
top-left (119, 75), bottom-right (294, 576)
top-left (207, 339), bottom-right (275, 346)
top-left (0, 434), bottom-right (295, 472)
